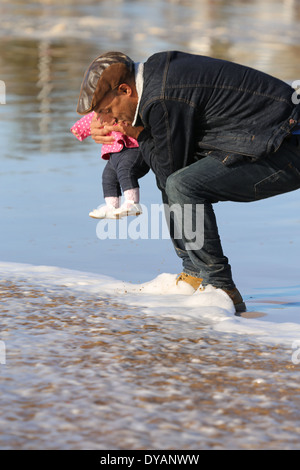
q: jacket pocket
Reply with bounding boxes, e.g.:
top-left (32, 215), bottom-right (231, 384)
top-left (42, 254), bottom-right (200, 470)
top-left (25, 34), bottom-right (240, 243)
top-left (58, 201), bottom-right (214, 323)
top-left (202, 149), bottom-right (248, 165)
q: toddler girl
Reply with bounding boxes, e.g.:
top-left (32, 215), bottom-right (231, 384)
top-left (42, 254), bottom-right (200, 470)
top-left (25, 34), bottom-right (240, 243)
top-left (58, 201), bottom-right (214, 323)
top-left (71, 112), bottom-right (149, 219)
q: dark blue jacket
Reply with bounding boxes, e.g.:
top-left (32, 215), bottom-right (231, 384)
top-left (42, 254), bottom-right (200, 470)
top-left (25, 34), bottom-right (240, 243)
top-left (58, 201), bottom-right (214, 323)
top-left (136, 51), bottom-right (300, 189)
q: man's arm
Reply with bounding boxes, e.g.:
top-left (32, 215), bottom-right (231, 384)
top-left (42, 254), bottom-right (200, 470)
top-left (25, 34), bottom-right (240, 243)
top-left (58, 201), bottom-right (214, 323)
top-left (90, 99), bottom-right (197, 189)
top-left (136, 100), bottom-right (197, 188)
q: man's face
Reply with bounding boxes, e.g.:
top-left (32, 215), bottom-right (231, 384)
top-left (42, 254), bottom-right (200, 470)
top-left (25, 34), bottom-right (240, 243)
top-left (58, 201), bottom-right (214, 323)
top-left (95, 84), bottom-right (138, 126)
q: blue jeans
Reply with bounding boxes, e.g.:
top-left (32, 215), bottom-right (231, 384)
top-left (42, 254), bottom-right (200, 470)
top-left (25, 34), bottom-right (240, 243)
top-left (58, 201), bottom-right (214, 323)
top-left (165, 135), bottom-right (300, 289)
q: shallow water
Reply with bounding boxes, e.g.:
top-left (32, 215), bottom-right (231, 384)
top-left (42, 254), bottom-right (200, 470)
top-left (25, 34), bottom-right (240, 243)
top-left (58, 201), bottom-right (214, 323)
top-left (1, 274), bottom-right (300, 450)
top-left (1, 0), bottom-right (300, 450)
top-left (0, 262), bottom-right (300, 450)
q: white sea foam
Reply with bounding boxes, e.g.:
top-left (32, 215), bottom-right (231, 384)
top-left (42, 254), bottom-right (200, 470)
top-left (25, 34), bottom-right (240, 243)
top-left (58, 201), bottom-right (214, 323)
top-left (1, 261), bottom-right (299, 347)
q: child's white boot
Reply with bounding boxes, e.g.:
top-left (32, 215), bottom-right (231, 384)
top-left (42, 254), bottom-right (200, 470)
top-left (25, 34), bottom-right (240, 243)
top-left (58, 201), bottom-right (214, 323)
top-left (114, 200), bottom-right (142, 218)
top-left (89, 205), bottom-right (119, 219)
top-left (89, 196), bottom-right (120, 219)
top-left (114, 188), bottom-right (142, 218)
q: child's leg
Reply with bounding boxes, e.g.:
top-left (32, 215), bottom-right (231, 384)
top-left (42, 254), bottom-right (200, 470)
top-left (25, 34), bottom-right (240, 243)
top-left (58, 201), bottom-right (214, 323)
top-left (113, 149), bottom-right (149, 216)
top-left (123, 187), bottom-right (140, 205)
top-left (90, 150), bottom-right (149, 219)
top-left (89, 161), bottom-right (121, 219)
top-left (115, 149), bottom-right (149, 203)
top-left (102, 159), bottom-right (122, 206)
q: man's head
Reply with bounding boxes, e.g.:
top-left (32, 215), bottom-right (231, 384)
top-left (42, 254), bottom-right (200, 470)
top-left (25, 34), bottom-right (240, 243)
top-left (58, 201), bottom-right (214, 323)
top-left (77, 51), bottom-right (138, 125)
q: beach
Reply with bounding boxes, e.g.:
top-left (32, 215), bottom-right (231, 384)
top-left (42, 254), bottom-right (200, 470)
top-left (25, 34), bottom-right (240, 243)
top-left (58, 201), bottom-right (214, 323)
top-left (1, 0), bottom-right (300, 450)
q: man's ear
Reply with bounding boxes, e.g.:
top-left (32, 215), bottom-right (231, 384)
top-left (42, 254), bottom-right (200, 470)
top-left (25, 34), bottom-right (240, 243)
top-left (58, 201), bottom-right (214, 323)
top-left (118, 83), bottom-right (132, 96)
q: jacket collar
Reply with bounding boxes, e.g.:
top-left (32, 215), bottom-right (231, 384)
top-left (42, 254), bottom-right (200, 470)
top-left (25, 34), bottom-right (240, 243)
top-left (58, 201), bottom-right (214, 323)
top-left (132, 62), bottom-right (144, 126)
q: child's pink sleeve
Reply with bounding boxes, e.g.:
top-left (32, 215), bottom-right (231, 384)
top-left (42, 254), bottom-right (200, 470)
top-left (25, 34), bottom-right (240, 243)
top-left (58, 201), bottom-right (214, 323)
top-left (70, 112), bottom-right (94, 141)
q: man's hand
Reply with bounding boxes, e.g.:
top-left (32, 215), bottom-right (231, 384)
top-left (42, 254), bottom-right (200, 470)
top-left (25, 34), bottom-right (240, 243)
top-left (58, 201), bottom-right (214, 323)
top-left (90, 114), bottom-right (115, 145)
top-left (90, 114), bottom-right (144, 144)
top-left (102, 122), bottom-right (144, 141)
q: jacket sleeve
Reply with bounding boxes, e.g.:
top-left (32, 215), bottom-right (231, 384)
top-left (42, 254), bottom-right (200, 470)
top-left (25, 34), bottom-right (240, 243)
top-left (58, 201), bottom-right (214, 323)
top-left (137, 100), bottom-right (197, 189)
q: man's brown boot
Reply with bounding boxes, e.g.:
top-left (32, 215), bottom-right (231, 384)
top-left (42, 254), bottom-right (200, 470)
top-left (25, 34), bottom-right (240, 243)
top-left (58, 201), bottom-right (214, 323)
top-left (222, 287), bottom-right (246, 313)
top-left (176, 273), bottom-right (246, 313)
top-left (176, 272), bottom-right (203, 291)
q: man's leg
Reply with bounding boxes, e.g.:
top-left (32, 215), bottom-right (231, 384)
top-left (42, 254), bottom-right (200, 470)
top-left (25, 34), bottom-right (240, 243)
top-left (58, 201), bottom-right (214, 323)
top-left (165, 135), bottom-right (300, 289)
top-left (160, 189), bottom-right (199, 276)
top-left (166, 169), bottom-right (235, 289)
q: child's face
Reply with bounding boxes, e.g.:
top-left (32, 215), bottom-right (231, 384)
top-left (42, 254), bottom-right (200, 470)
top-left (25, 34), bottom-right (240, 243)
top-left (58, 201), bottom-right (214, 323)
top-left (95, 84), bottom-right (138, 126)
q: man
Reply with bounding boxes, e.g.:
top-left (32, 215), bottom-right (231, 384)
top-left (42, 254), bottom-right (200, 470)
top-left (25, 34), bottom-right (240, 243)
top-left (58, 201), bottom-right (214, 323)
top-left (76, 51), bottom-right (300, 313)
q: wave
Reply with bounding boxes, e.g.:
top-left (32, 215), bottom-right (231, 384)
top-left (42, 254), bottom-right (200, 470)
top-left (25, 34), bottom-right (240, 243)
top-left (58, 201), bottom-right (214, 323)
top-left (1, 261), bottom-right (300, 348)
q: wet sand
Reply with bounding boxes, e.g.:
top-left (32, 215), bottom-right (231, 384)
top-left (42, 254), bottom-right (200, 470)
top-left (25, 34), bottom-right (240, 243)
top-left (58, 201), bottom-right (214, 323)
top-left (1, 279), bottom-right (300, 450)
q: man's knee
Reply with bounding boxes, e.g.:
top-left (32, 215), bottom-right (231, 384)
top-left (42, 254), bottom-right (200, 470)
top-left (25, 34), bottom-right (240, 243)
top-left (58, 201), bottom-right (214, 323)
top-left (165, 169), bottom-right (187, 198)
top-left (166, 168), bottom-right (212, 204)
top-left (165, 173), bottom-right (176, 198)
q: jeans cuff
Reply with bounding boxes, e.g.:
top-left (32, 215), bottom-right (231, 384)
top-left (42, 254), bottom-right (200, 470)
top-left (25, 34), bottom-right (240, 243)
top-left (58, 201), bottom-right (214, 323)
top-left (183, 269), bottom-right (203, 279)
top-left (201, 281), bottom-right (236, 290)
